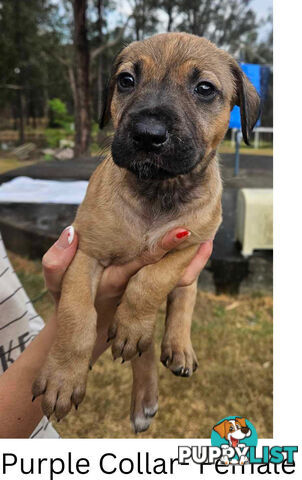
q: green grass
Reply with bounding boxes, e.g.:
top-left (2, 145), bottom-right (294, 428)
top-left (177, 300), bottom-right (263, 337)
top-left (219, 139), bottom-right (273, 156)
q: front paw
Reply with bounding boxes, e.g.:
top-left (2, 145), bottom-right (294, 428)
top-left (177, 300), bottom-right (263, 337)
top-left (108, 303), bottom-right (154, 362)
top-left (32, 353), bottom-right (90, 421)
top-left (160, 338), bottom-right (198, 377)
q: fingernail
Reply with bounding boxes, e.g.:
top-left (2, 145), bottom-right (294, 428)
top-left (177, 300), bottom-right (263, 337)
top-left (57, 226), bottom-right (74, 249)
top-left (176, 230), bottom-right (191, 239)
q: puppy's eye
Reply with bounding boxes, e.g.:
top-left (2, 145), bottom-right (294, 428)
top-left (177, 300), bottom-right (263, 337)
top-left (118, 73), bottom-right (135, 91)
top-left (194, 81), bottom-right (216, 99)
top-left (229, 427), bottom-right (234, 432)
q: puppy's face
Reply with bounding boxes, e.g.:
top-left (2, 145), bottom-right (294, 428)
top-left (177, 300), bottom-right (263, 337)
top-left (101, 33), bottom-right (260, 181)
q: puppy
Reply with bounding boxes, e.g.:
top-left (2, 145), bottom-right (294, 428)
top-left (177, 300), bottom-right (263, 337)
top-left (32, 33), bottom-right (260, 431)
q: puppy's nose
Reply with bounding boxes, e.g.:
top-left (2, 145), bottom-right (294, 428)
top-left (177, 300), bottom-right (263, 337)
top-left (132, 117), bottom-right (168, 149)
top-left (241, 427), bottom-right (249, 434)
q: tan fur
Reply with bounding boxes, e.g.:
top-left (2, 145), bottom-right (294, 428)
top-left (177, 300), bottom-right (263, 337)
top-left (32, 32), bottom-right (260, 427)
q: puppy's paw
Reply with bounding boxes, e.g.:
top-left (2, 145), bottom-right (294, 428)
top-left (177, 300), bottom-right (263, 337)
top-left (32, 354), bottom-right (90, 421)
top-left (131, 380), bottom-right (158, 434)
top-left (160, 339), bottom-right (198, 377)
top-left (108, 303), bottom-right (154, 362)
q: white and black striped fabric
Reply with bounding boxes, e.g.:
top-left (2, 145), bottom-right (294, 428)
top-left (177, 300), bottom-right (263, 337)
top-left (0, 232), bottom-right (59, 438)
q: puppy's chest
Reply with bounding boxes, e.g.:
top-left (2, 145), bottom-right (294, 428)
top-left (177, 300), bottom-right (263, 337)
top-left (75, 173), bottom-right (221, 264)
top-left (77, 203), bottom-right (209, 266)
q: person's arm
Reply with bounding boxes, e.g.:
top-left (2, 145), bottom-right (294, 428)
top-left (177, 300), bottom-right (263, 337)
top-left (0, 227), bottom-right (78, 438)
top-left (0, 318), bottom-right (57, 438)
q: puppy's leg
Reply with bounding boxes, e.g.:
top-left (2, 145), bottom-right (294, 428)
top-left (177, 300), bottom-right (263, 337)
top-left (109, 245), bottom-right (198, 361)
top-left (32, 250), bottom-right (103, 420)
top-left (161, 280), bottom-right (198, 377)
top-left (94, 297), bottom-right (158, 434)
top-left (130, 342), bottom-right (158, 434)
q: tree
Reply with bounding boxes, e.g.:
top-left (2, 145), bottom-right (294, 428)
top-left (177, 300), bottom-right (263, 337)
top-left (0, 0), bottom-right (72, 142)
top-left (128, 0), bottom-right (158, 41)
top-left (72, 0), bottom-right (91, 157)
top-left (176, 0), bottom-right (258, 54)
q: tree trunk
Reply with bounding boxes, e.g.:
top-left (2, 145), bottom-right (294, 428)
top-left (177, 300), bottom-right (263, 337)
top-left (97, 0), bottom-right (104, 119)
top-left (167, 7), bottom-right (173, 32)
top-left (73, 0), bottom-right (91, 158)
top-left (18, 90), bottom-right (25, 145)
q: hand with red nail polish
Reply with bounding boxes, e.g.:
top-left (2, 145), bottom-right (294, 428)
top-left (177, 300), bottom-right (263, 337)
top-left (41, 225), bottom-right (211, 303)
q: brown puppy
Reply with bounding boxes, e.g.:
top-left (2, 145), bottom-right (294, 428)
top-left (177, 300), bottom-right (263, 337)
top-left (32, 33), bottom-right (260, 430)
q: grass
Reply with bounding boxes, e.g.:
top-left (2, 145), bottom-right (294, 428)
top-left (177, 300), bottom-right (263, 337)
top-left (0, 156), bottom-right (38, 174)
top-left (7, 250), bottom-right (273, 439)
top-left (219, 139), bottom-right (273, 156)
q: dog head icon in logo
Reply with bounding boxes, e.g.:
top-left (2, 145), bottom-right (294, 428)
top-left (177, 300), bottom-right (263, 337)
top-left (214, 417), bottom-right (251, 448)
top-left (211, 416), bottom-right (257, 465)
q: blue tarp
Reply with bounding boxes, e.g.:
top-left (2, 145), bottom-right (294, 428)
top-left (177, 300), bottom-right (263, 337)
top-left (229, 63), bottom-right (262, 129)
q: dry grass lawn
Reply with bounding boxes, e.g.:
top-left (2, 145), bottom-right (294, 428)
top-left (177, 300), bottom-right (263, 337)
top-left (0, 155), bottom-right (38, 174)
top-left (8, 250), bottom-right (273, 439)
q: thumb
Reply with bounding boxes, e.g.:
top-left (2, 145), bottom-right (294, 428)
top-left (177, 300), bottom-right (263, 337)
top-left (42, 226), bottom-right (78, 294)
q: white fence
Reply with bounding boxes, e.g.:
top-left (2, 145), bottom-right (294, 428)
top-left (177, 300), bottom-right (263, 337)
top-left (231, 127), bottom-right (273, 148)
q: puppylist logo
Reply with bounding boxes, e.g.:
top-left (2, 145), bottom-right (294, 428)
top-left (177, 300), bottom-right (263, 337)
top-left (211, 416), bottom-right (257, 465)
top-left (178, 416), bottom-right (298, 474)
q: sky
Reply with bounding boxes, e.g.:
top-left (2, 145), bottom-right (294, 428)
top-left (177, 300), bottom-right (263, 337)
top-left (51, 0), bottom-right (273, 40)
top-left (252, 0), bottom-right (273, 18)
top-left (251, 0), bottom-right (273, 38)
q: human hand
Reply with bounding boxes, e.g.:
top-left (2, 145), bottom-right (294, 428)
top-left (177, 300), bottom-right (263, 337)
top-left (42, 226), bottom-right (213, 305)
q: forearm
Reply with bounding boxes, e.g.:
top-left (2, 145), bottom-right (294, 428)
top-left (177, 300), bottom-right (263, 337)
top-left (0, 317), bottom-right (56, 438)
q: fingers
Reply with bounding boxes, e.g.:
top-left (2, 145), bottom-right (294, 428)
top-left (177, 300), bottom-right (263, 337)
top-left (97, 228), bottom-right (191, 300)
top-left (115, 228), bottom-right (191, 281)
top-left (42, 226), bottom-right (78, 298)
top-left (178, 240), bottom-right (213, 287)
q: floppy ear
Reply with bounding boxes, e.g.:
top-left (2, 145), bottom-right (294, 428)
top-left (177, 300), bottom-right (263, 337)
top-left (235, 417), bottom-right (247, 428)
top-left (231, 62), bottom-right (261, 145)
top-left (99, 75), bottom-right (115, 129)
top-left (213, 420), bottom-right (227, 438)
top-left (99, 53), bottom-right (125, 129)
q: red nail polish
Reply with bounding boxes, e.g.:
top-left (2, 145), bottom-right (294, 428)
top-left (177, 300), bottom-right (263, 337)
top-left (176, 230), bottom-right (190, 239)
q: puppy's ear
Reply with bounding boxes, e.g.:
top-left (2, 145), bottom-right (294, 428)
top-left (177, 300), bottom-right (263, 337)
top-left (99, 53), bottom-right (125, 129)
top-left (231, 62), bottom-right (261, 145)
top-left (99, 76), bottom-right (115, 129)
top-left (235, 417), bottom-right (247, 428)
top-left (213, 420), bottom-right (227, 438)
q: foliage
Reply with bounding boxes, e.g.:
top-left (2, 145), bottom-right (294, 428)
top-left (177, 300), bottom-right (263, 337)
top-left (44, 128), bottom-right (72, 148)
top-left (48, 98), bottom-right (73, 128)
top-left (0, 0), bottom-right (273, 150)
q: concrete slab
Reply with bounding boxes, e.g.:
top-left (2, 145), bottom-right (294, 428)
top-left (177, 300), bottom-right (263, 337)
top-left (0, 153), bottom-right (273, 189)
